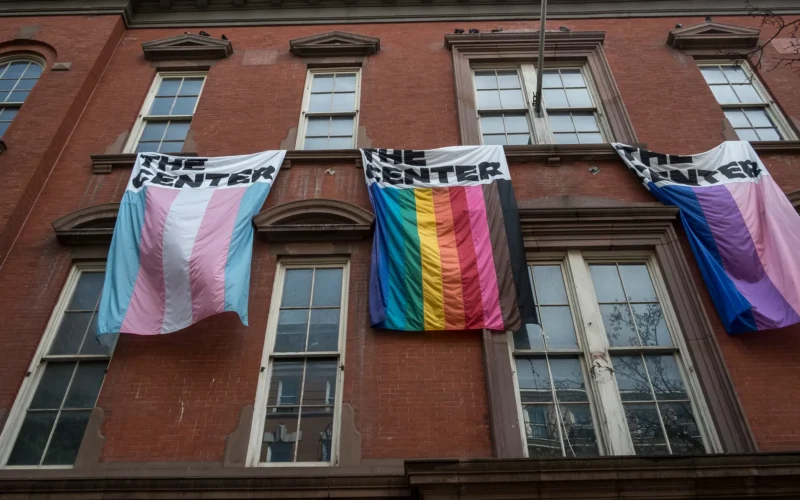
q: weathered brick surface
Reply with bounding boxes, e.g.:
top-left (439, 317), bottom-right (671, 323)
top-left (0, 13), bottom-right (799, 462)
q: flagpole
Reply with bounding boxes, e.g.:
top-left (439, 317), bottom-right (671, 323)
top-left (533, 0), bottom-right (548, 116)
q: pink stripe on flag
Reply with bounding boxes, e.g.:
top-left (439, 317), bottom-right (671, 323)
top-left (727, 179), bottom-right (800, 318)
top-left (120, 186), bottom-right (180, 335)
top-left (465, 185), bottom-right (504, 330)
top-left (189, 187), bottom-right (247, 324)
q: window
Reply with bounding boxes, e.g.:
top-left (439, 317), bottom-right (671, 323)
top-left (0, 265), bottom-right (118, 467)
top-left (249, 261), bottom-right (348, 466)
top-left (0, 57), bottom-right (44, 136)
top-left (297, 69), bottom-right (360, 150)
top-left (124, 72), bottom-right (206, 154)
top-left (512, 251), bottom-right (715, 458)
top-left (700, 63), bottom-right (796, 141)
top-left (472, 65), bottom-right (609, 146)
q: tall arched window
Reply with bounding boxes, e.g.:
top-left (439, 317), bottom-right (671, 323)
top-left (0, 57), bottom-right (44, 137)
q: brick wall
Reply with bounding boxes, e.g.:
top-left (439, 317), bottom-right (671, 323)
top-left (0, 13), bottom-right (799, 462)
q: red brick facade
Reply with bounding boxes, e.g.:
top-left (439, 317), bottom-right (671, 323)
top-left (1, 7), bottom-right (800, 473)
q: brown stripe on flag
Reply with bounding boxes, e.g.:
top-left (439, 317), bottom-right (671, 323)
top-left (482, 182), bottom-right (522, 331)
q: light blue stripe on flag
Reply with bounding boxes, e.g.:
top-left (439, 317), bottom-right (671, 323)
top-left (224, 183), bottom-right (271, 325)
top-left (97, 188), bottom-right (148, 337)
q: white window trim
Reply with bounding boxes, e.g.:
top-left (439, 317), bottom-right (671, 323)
top-left (247, 258), bottom-right (350, 467)
top-left (698, 60), bottom-right (797, 141)
top-left (295, 68), bottom-right (362, 150)
top-left (472, 63), bottom-right (613, 146)
top-left (0, 262), bottom-right (109, 469)
top-left (122, 71), bottom-right (208, 154)
top-left (510, 251), bottom-right (721, 458)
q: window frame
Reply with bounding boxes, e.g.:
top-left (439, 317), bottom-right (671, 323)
top-left (0, 54), bottom-right (45, 137)
top-left (0, 262), bottom-right (111, 469)
top-left (122, 71), bottom-right (208, 154)
top-left (247, 258), bottom-right (350, 467)
top-left (509, 250), bottom-right (721, 458)
top-left (295, 67), bottom-right (362, 151)
top-left (698, 60), bottom-right (797, 142)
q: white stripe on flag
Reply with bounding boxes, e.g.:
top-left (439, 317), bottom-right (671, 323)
top-left (161, 189), bottom-right (214, 333)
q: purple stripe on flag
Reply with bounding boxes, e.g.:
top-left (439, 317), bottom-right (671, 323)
top-left (189, 187), bottom-right (247, 325)
top-left (120, 186), bottom-right (180, 335)
top-left (694, 184), bottom-right (800, 330)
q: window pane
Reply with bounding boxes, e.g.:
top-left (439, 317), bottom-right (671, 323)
top-left (482, 134), bottom-right (507, 145)
top-left (565, 88), bottom-right (592, 107)
top-left (496, 70), bottom-right (521, 89)
top-left (600, 304), bottom-right (639, 347)
top-left (506, 134), bottom-right (532, 145)
top-left (261, 410), bottom-right (299, 462)
top-left (329, 116), bottom-right (354, 137)
top-left (0, 91), bottom-right (9, 103)
top-left (543, 88), bottom-right (568, 108)
top-left (613, 355), bottom-right (653, 401)
top-left (503, 114), bottom-right (529, 134)
top-left (282, 269), bottom-right (313, 307)
top-left (513, 323), bottom-right (545, 350)
top-left (756, 128), bottom-right (781, 141)
top-left (63, 362), bottom-right (108, 408)
top-left (308, 309), bottom-right (340, 352)
top-left (532, 265), bottom-right (568, 305)
top-left (480, 115), bottom-right (504, 134)
top-left (0, 107), bottom-right (18, 120)
top-left (331, 93), bottom-right (355, 112)
top-left (3, 62), bottom-right (29, 79)
top-left (334, 74), bottom-right (356, 92)
top-left (268, 361), bottom-right (304, 406)
top-left (735, 128), bottom-right (759, 141)
top-left (560, 69), bottom-right (586, 88)
top-left (327, 137), bottom-right (352, 149)
top-left (548, 113), bottom-right (575, 133)
top-left (8, 91), bottom-right (29, 103)
top-left (15, 79), bottom-right (36, 91)
top-left (308, 93), bottom-right (331, 113)
top-left (157, 79), bottom-right (181, 96)
top-left (646, 355), bottom-right (687, 401)
top-left (0, 121), bottom-right (8, 136)
top-left (305, 116), bottom-right (329, 137)
top-left (744, 108), bottom-right (772, 127)
top-left (474, 71), bottom-right (498, 90)
top-left (523, 405), bottom-right (562, 457)
top-left (301, 359), bottom-right (337, 406)
top-left (136, 142), bottom-right (160, 154)
top-left (661, 402), bottom-right (705, 455)
top-left (23, 63), bottom-right (43, 78)
top-left (516, 358), bottom-right (552, 402)
top-left (733, 84), bottom-right (762, 104)
top-left (311, 74), bottom-right (334, 93)
top-left (477, 90), bottom-right (501, 109)
top-left (312, 269), bottom-right (343, 307)
top-left (709, 85), bottom-right (739, 104)
top-left (29, 363), bottom-right (76, 409)
top-left (700, 66), bottom-right (726, 84)
top-left (164, 121), bottom-right (191, 141)
top-left (624, 403), bottom-right (669, 455)
top-left (617, 264), bottom-right (657, 302)
top-left (296, 410), bottom-right (333, 462)
top-left (632, 303), bottom-right (672, 347)
top-left (178, 78), bottom-right (204, 96)
top-left (722, 65), bottom-right (749, 84)
top-left (559, 404), bottom-right (599, 456)
top-left (304, 137), bottom-right (328, 150)
top-left (541, 71), bottom-right (562, 88)
top-left (0, 80), bottom-right (13, 91)
top-left (140, 122), bottom-right (167, 142)
top-left (572, 113), bottom-right (599, 132)
top-left (578, 133), bottom-right (604, 144)
top-left (724, 109), bottom-right (749, 128)
top-left (275, 309), bottom-right (309, 352)
top-left (553, 133), bottom-right (578, 144)
top-left (6, 412), bottom-right (57, 466)
top-left (80, 320), bottom-right (116, 355)
top-left (539, 307), bottom-right (578, 349)
top-left (68, 273), bottom-right (105, 310)
top-left (149, 97), bottom-right (174, 115)
top-left (41, 410), bottom-right (92, 465)
top-left (158, 141), bottom-right (184, 154)
top-left (550, 358), bottom-right (587, 402)
top-left (589, 265), bottom-right (625, 302)
top-left (171, 96), bottom-right (197, 115)
top-left (50, 312), bottom-right (92, 355)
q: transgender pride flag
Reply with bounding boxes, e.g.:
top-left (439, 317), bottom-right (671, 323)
top-left (615, 141), bottom-right (800, 334)
top-left (97, 150), bottom-right (285, 338)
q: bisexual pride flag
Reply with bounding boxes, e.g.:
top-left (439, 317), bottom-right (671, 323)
top-left (97, 150), bottom-right (285, 338)
top-left (615, 141), bottom-right (800, 334)
top-left (361, 146), bottom-right (537, 332)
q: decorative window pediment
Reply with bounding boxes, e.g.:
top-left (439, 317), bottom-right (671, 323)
top-left (289, 31), bottom-right (380, 58)
top-left (254, 199), bottom-right (374, 242)
top-left (141, 33), bottom-right (233, 61)
top-left (52, 203), bottom-right (119, 245)
top-left (667, 22), bottom-right (760, 50)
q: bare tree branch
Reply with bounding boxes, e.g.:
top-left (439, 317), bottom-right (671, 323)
top-left (721, 1), bottom-right (800, 73)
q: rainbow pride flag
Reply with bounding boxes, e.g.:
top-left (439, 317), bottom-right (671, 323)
top-left (361, 146), bottom-right (536, 332)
